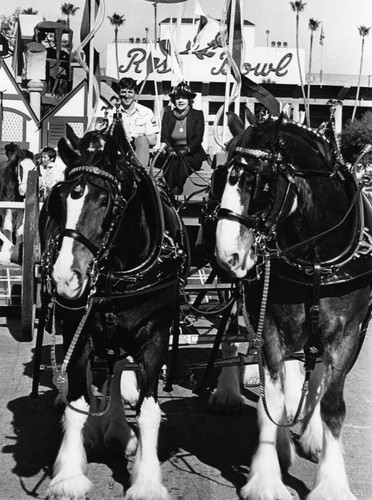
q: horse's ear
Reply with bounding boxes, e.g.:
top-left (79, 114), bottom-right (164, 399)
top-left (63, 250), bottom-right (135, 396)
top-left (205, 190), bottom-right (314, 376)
top-left (103, 132), bottom-right (118, 170)
top-left (227, 111), bottom-right (245, 137)
top-left (65, 124), bottom-right (81, 151)
top-left (58, 137), bottom-right (80, 167)
top-left (245, 108), bottom-right (258, 126)
top-left (271, 112), bottom-right (286, 139)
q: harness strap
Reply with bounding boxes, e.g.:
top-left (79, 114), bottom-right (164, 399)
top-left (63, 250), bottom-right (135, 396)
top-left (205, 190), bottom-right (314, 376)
top-left (304, 260), bottom-right (324, 371)
top-left (218, 207), bottom-right (261, 229)
top-left (60, 228), bottom-right (99, 257)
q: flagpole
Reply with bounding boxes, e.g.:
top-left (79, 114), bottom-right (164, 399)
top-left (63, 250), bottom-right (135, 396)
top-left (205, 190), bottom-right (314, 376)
top-left (87, 0), bottom-right (95, 126)
top-left (233, 0), bottom-right (243, 115)
top-left (153, 2), bottom-right (158, 47)
top-left (222, 0), bottom-right (236, 146)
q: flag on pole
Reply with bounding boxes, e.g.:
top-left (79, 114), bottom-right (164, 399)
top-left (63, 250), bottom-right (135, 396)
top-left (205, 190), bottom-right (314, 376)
top-left (226, 0), bottom-right (243, 71)
top-left (80, 0), bottom-right (101, 105)
top-left (192, 0), bottom-right (209, 48)
top-left (138, 41), bottom-right (160, 96)
top-left (159, 27), bottom-right (184, 85)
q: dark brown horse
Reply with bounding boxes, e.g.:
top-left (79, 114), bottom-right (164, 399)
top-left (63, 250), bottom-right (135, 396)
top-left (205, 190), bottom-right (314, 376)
top-left (39, 120), bottom-right (189, 500)
top-left (210, 114), bottom-right (372, 500)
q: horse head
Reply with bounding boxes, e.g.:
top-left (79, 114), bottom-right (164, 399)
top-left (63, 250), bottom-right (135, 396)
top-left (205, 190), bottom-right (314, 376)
top-left (215, 114), bottom-right (301, 277)
top-left (48, 124), bottom-right (133, 300)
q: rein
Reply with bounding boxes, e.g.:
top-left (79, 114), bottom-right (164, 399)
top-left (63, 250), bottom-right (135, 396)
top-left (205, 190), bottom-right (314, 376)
top-left (240, 262), bottom-right (311, 428)
top-left (49, 262), bottom-right (114, 417)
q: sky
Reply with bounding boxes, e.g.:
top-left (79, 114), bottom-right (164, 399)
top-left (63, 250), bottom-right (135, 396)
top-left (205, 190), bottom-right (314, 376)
top-left (2, 0), bottom-right (372, 78)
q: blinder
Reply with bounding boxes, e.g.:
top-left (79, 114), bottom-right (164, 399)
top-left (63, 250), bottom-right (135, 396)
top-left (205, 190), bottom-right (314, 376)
top-left (45, 177), bottom-right (80, 226)
top-left (216, 146), bottom-right (281, 231)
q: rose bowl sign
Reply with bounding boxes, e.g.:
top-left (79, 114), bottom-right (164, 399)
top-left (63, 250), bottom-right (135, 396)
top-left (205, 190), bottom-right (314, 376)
top-left (105, 37), bottom-right (304, 85)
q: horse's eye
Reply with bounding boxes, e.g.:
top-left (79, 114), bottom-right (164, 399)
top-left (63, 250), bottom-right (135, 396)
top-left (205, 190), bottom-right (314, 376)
top-left (99, 194), bottom-right (109, 207)
top-left (71, 184), bottom-right (84, 199)
top-left (228, 166), bottom-right (241, 186)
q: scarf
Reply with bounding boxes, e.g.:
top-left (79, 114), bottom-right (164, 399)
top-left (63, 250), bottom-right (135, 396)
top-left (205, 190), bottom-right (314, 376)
top-left (173, 106), bottom-right (190, 121)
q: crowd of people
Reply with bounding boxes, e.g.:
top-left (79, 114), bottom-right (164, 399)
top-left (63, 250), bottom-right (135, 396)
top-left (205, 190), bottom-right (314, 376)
top-left (0, 78), bottom-right (208, 264)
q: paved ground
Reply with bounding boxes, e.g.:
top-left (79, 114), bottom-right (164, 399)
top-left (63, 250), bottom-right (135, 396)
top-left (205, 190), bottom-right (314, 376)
top-left (0, 311), bottom-right (371, 500)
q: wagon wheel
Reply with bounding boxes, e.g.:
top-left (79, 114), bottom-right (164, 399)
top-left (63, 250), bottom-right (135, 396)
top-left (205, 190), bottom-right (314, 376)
top-left (21, 170), bottom-right (40, 341)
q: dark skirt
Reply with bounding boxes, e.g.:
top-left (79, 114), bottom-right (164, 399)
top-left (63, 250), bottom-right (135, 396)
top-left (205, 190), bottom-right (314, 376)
top-left (156, 149), bottom-right (202, 194)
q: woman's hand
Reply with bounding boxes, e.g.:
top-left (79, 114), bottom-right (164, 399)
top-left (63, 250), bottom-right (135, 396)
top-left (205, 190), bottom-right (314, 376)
top-left (179, 147), bottom-right (190, 155)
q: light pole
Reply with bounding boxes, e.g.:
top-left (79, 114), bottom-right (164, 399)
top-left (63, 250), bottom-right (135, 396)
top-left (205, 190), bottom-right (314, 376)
top-left (153, 3), bottom-right (158, 46)
top-left (266, 29), bottom-right (270, 47)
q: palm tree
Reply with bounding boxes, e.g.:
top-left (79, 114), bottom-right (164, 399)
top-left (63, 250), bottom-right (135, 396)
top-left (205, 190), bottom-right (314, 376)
top-left (290, 1), bottom-right (308, 126)
top-left (21, 8), bottom-right (39, 14)
top-left (61, 3), bottom-right (80, 28)
top-left (307, 18), bottom-right (320, 125)
top-left (351, 25), bottom-right (371, 122)
top-left (108, 13), bottom-right (125, 80)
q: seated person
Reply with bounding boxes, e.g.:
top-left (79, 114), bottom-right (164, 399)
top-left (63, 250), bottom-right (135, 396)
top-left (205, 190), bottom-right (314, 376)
top-left (158, 81), bottom-right (207, 195)
top-left (39, 146), bottom-right (65, 200)
top-left (113, 77), bottom-right (159, 168)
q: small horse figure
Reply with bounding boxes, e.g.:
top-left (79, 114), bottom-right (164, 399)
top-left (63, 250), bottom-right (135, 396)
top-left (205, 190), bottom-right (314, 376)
top-left (211, 113), bottom-right (372, 500)
top-left (40, 119), bottom-right (188, 500)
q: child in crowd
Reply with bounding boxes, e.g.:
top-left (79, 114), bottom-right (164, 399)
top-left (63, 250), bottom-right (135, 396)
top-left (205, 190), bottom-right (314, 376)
top-left (39, 146), bottom-right (65, 200)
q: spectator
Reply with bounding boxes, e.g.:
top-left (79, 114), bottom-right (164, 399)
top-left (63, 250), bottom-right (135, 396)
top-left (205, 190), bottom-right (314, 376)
top-left (39, 146), bottom-right (65, 200)
top-left (158, 82), bottom-right (207, 195)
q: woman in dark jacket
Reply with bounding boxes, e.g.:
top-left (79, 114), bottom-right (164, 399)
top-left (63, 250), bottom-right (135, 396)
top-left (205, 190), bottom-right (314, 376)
top-left (159, 82), bottom-right (207, 194)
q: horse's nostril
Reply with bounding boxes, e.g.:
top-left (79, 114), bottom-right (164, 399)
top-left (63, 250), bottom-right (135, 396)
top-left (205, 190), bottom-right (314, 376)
top-left (228, 253), bottom-right (239, 268)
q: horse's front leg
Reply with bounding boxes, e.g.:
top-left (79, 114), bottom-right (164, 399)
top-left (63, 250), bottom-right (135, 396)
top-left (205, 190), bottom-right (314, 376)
top-left (241, 363), bottom-right (292, 500)
top-left (307, 306), bottom-right (363, 500)
top-left (209, 303), bottom-right (243, 413)
top-left (125, 327), bottom-right (170, 500)
top-left (48, 351), bottom-right (92, 500)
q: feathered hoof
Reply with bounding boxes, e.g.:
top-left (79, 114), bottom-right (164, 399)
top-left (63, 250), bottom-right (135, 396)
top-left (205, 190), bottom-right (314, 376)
top-left (307, 483), bottom-right (357, 500)
top-left (208, 390), bottom-right (242, 414)
top-left (47, 474), bottom-right (92, 500)
top-left (240, 475), bottom-right (292, 500)
top-left (124, 482), bottom-right (170, 500)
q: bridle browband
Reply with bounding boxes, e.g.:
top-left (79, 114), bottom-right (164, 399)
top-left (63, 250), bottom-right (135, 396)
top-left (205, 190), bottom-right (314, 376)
top-left (66, 165), bottom-right (121, 189)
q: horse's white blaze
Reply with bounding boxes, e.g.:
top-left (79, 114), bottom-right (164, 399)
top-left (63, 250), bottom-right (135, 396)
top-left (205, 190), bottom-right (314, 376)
top-left (216, 179), bottom-right (256, 278)
top-left (53, 187), bottom-right (89, 298)
top-left (126, 397), bottom-right (169, 500)
top-left (48, 396), bottom-right (92, 498)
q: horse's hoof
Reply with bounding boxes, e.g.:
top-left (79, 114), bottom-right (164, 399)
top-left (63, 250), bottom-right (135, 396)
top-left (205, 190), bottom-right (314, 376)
top-left (208, 392), bottom-right (242, 415)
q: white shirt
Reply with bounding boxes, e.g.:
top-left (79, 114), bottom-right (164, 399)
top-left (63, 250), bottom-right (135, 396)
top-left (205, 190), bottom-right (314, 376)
top-left (113, 103), bottom-right (159, 140)
top-left (39, 161), bottom-right (65, 194)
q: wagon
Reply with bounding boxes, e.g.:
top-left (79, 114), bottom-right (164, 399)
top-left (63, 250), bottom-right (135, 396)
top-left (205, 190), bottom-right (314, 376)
top-left (0, 169), bottom-right (40, 342)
